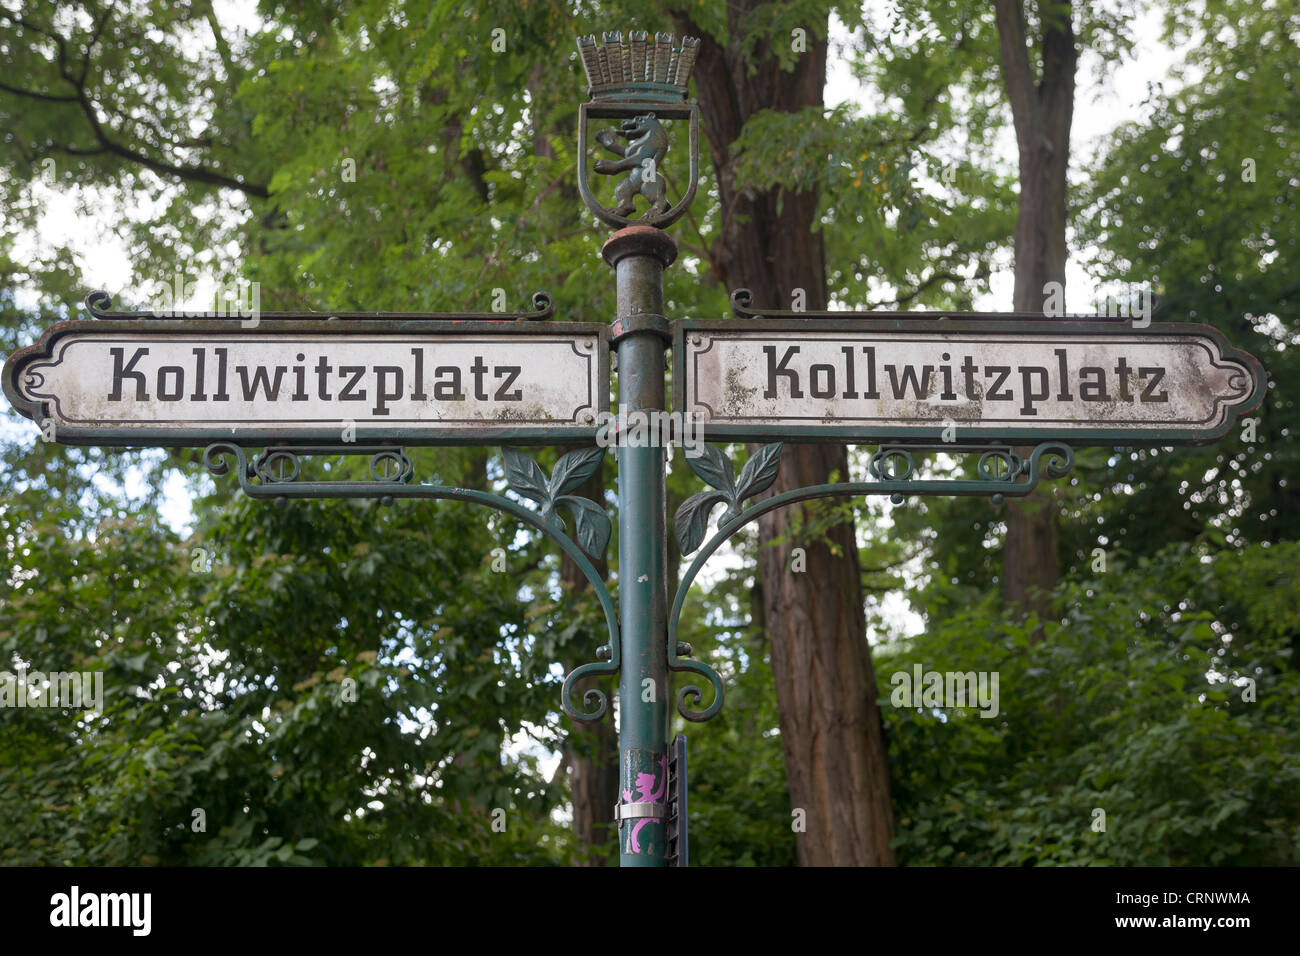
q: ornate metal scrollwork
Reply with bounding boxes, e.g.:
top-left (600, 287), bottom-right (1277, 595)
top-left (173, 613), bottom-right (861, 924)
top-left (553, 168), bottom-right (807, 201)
top-left (85, 289), bottom-right (555, 321)
top-left (868, 447), bottom-right (915, 482)
top-left (501, 447), bottom-right (612, 562)
top-left (668, 440), bottom-right (1076, 722)
top-left (728, 286), bottom-right (1097, 323)
top-left (499, 447), bottom-right (618, 720)
top-left (865, 442), bottom-right (1073, 505)
top-left (665, 442), bottom-right (784, 722)
top-left (203, 442), bottom-right (620, 723)
top-left (673, 442), bottom-right (785, 555)
top-left (246, 445), bottom-right (416, 488)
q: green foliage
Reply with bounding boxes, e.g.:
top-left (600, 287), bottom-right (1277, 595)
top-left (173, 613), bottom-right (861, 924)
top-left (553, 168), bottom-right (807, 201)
top-left (732, 5), bottom-right (1019, 311)
top-left (882, 543), bottom-right (1300, 866)
top-left (672, 557), bottom-right (797, 867)
top-left (0, 439), bottom-right (584, 864)
top-left (1072, 0), bottom-right (1300, 553)
top-left (901, 0), bottom-right (1299, 611)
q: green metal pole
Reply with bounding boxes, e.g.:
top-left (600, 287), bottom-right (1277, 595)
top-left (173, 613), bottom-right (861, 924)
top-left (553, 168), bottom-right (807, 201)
top-left (604, 225), bottom-right (676, 867)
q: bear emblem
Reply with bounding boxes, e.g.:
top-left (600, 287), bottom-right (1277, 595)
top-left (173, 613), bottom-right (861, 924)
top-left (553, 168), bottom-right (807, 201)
top-left (593, 113), bottom-right (670, 218)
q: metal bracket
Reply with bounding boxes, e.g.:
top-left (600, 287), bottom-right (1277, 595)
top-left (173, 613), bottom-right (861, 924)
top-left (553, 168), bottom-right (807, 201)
top-left (665, 733), bottom-right (688, 867)
top-left (610, 312), bottom-right (672, 345)
top-left (203, 442), bottom-right (622, 724)
top-left (614, 801), bottom-right (667, 821)
top-left (667, 440), bottom-right (1077, 723)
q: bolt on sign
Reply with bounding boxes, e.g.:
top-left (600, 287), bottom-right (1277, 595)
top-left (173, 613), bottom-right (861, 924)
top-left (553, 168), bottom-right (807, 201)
top-left (674, 315), bottom-right (1266, 445)
top-left (3, 298), bottom-right (609, 446)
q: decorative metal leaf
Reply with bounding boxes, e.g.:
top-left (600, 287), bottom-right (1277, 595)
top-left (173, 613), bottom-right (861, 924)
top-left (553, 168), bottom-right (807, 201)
top-left (548, 447), bottom-right (606, 499)
top-left (503, 448), bottom-right (549, 505)
top-left (674, 489), bottom-right (728, 556)
top-left (685, 443), bottom-right (735, 496)
top-left (735, 442), bottom-right (784, 502)
top-left (558, 495), bottom-right (612, 561)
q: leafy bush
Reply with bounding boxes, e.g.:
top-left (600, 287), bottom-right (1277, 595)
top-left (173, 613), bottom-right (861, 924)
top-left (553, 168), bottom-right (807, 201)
top-left (881, 542), bottom-right (1300, 865)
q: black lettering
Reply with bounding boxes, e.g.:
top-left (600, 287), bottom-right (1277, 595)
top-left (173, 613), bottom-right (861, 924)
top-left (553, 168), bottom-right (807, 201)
top-left (1139, 366), bottom-right (1168, 402)
top-left (292, 353), bottom-right (308, 402)
top-left (939, 352), bottom-right (956, 401)
top-left (983, 366), bottom-right (1012, 401)
top-left (886, 364), bottom-right (933, 399)
top-left (315, 356), bottom-right (333, 401)
top-left (156, 366), bottom-right (185, 401)
top-left (411, 348), bottom-right (428, 401)
top-left (1054, 349), bottom-right (1073, 401)
top-left (960, 355), bottom-right (978, 398)
top-left (861, 347), bottom-right (879, 399)
top-left (108, 347), bottom-right (149, 401)
top-left (373, 366), bottom-right (402, 415)
top-left (857, 345), bottom-right (878, 398)
top-left (433, 366), bottom-right (464, 400)
top-left (238, 365), bottom-right (287, 401)
top-left (190, 348), bottom-right (207, 402)
top-left (470, 355), bottom-right (489, 400)
top-left (213, 347), bottom-right (229, 401)
top-left (840, 346), bottom-right (858, 398)
top-left (1019, 366), bottom-right (1049, 416)
top-left (764, 346), bottom-right (802, 398)
top-left (809, 364), bottom-right (835, 398)
top-left (494, 366), bottom-right (522, 401)
top-left (338, 366), bottom-right (366, 401)
top-left (1079, 367), bottom-right (1109, 401)
top-left (1114, 356), bottom-right (1133, 402)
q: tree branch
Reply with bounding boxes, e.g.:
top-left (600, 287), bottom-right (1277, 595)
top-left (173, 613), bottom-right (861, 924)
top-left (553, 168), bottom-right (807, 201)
top-left (200, 0), bottom-right (242, 91)
top-left (0, 80), bottom-right (77, 103)
top-left (874, 260), bottom-right (993, 308)
top-left (878, 270), bottom-right (966, 308)
top-left (0, 10), bottom-right (268, 199)
top-left (78, 4), bottom-right (112, 86)
top-left (70, 81), bottom-right (270, 197)
top-left (993, 0), bottom-right (1039, 148)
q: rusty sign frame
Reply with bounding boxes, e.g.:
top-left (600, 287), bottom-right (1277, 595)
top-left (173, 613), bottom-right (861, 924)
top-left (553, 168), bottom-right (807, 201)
top-left (3, 293), bottom-right (611, 448)
top-left (672, 309), bottom-right (1267, 448)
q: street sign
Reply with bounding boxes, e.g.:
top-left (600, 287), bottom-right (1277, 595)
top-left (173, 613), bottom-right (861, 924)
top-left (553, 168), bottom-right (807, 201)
top-left (4, 315), bottom-right (609, 446)
top-left (674, 317), bottom-right (1266, 446)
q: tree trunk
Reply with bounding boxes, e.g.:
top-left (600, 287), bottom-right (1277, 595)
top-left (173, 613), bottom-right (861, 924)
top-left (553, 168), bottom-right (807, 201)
top-left (674, 6), bottom-right (896, 865)
top-left (995, 0), bottom-right (1076, 627)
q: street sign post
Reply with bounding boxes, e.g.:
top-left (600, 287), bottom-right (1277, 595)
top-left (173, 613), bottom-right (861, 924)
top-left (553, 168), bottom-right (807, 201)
top-left (0, 28), bottom-right (1269, 869)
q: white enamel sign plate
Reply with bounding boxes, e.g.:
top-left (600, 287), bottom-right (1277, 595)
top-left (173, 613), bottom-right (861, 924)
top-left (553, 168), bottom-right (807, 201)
top-left (4, 320), bottom-right (609, 446)
top-left (674, 319), bottom-right (1265, 446)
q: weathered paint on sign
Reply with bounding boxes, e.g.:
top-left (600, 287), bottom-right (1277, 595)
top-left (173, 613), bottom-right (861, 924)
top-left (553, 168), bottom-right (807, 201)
top-left (674, 318), bottom-right (1265, 446)
top-left (4, 318), bottom-right (609, 446)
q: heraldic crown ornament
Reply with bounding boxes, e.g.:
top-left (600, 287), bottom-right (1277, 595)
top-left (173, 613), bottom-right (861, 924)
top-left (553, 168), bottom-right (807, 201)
top-left (576, 30), bottom-right (700, 102)
top-left (575, 30), bottom-right (701, 231)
